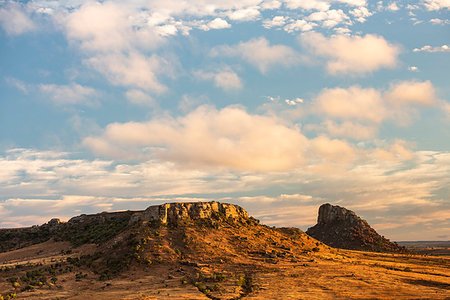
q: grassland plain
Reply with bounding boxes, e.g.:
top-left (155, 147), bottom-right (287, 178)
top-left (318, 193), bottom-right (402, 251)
top-left (0, 202), bottom-right (449, 299)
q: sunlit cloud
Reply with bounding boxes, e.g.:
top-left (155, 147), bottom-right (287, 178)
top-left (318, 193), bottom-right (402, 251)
top-left (211, 37), bottom-right (302, 74)
top-left (300, 32), bottom-right (400, 74)
top-left (83, 105), bottom-right (308, 171)
top-left (194, 67), bottom-right (243, 91)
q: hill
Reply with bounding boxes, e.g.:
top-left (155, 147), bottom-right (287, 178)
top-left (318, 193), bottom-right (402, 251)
top-left (0, 201), bottom-right (449, 299)
top-left (306, 203), bottom-right (407, 253)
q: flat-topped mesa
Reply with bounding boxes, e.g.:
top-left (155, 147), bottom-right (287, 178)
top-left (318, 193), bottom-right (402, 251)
top-left (130, 201), bottom-right (249, 225)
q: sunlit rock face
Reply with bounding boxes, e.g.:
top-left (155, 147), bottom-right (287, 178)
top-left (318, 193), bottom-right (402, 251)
top-left (316, 203), bottom-right (367, 227)
top-left (131, 202), bottom-right (249, 225)
top-left (307, 203), bottom-right (407, 253)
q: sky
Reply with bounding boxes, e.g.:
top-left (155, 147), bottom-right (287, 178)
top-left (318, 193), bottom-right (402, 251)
top-left (0, 0), bottom-right (449, 241)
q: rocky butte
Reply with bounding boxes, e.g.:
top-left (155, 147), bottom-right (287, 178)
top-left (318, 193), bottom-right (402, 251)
top-left (306, 203), bottom-right (407, 253)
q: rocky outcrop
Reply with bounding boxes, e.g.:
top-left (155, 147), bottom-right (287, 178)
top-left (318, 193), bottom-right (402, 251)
top-left (130, 201), bottom-right (249, 225)
top-left (306, 203), bottom-right (407, 253)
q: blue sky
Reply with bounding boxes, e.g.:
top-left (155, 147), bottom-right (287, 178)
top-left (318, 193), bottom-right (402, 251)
top-left (0, 0), bottom-right (449, 241)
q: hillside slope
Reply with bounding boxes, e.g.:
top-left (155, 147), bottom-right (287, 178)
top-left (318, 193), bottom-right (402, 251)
top-left (0, 202), bottom-right (448, 299)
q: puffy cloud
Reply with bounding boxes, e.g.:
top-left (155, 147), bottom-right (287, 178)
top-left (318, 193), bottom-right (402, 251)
top-left (262, 16), bottom-right (287, 28)
top-left (283, 19), bottom-right (316, 32)
top-left (285, 97), bottom-right (304, 105)
top-left (385, 80), bottom-right (437, 106)
top-left (211, 37), bottom-right (301, 73)
top-left (261, 0), bottom-right (282, 9)
top-left (39, 83), bottom-right (97, 105)
top-left (313, 86), bottom-right (386, 123)
top-left (386, 2), bottom-right (400, 11)
top-left (0, 2), bottom-right (35, 35)
top-left (227, 7), bottom-right (261, 21)
top-left (282, 0), bottom-right (331, 11)
top-left (65, 2), bottom-right (129, 52)
top-left (282, 0), bottom-right (366, 11)
top-left (83, 105), bottom-right (308, 171)
top-left (84, 52), bottom-right (168, 93)
top-left (207, 18), bottom-right (231, 29)
top-left (307, 9), bottom-right (350, 28)
top-left (422, 0), bottom-right (450, 10)
top-left (64, 2), bottom-right (165, 53)
top-left (125, 89), bottom-right (155, 106)
top-left (309, 135), bottom-right (357, 163)
top-left (300, 32), bottom-right (400, 74)
top-left (349, 6), bottom-right (373, 22)
top-left (413, 45), bottom-right (450, 52)
top-left (311, 81), bottom-right (439, 129)
top-left (195, 68), bottom-right (243, 91)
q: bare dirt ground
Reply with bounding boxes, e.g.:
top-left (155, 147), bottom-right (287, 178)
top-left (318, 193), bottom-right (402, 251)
top-left (1, 240), bottom-right (449, 299)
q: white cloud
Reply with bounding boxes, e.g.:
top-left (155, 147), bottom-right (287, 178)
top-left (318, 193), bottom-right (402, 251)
top-left (83, 105), bottom-right (308, 171)
top-left (300, 32), bottom-right (400, 74)
top-left (283, 19), bottom-right (316, 32)
top-left (385, 80), bottom-right (437, 106)
top-left (195, 68), bottom-right (243, 91)
top-left (261, 0), bottom-right (282, 9)
top-left (262, 16), bottom-right (287, 28)
top-left (227, 7), bottom-right (261, 21)
top-left (386, 2), bottom-right (400, 11)
top-left (422, 0), bottom-right (450, 10)
top-left (39, 83), bottom-right (97, 105)
top-left (285, 97), bottom-right (304, 105)
top-left (84, 52), bottom-right (168, 93)
top-left (207, 18), bottom-right (231, 29)
top-left (282, 0), bottom-right (366, 11)
top-left (429, 18), bottom-right (450, 24)
top-left (0, 2), bottom-right (35, 35)
top-left (408, 66), bottom-right (419, 72)
top-left (307, 9), bottom-right (350, 28)
top-left (125, 89), bottom-right (155, 106)
top-left (413, 45), bottom-right (450, 52)
top-left (282, 0), bottom-right (331, 11)
top-left (211, 37), bottom-right (301, 73)
top-left (349, 6), bottom-right (373, 22)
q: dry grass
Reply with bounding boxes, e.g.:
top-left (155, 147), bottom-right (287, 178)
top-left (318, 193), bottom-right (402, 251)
top-left (1, 223), bottom-right (449, 299)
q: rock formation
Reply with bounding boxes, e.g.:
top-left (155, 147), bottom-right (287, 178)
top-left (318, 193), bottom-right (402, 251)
top-left (306, 203), bottom-right (407, 253)
top-left (130, 201), bottom-right (249, 225)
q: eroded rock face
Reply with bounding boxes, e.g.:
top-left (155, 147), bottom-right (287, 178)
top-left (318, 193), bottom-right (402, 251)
top-left (316, 203), bottom-right (367, 227)
top-left (130, 201), bottom-right (249, 225)
top-left (307, 203), bottom-right (406, 253)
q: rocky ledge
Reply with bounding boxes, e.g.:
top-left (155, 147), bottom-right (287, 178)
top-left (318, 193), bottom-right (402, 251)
top-left (306, 203), bottom-right (407, 253)
top-left (130, 201), bottom-right (249, 225)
